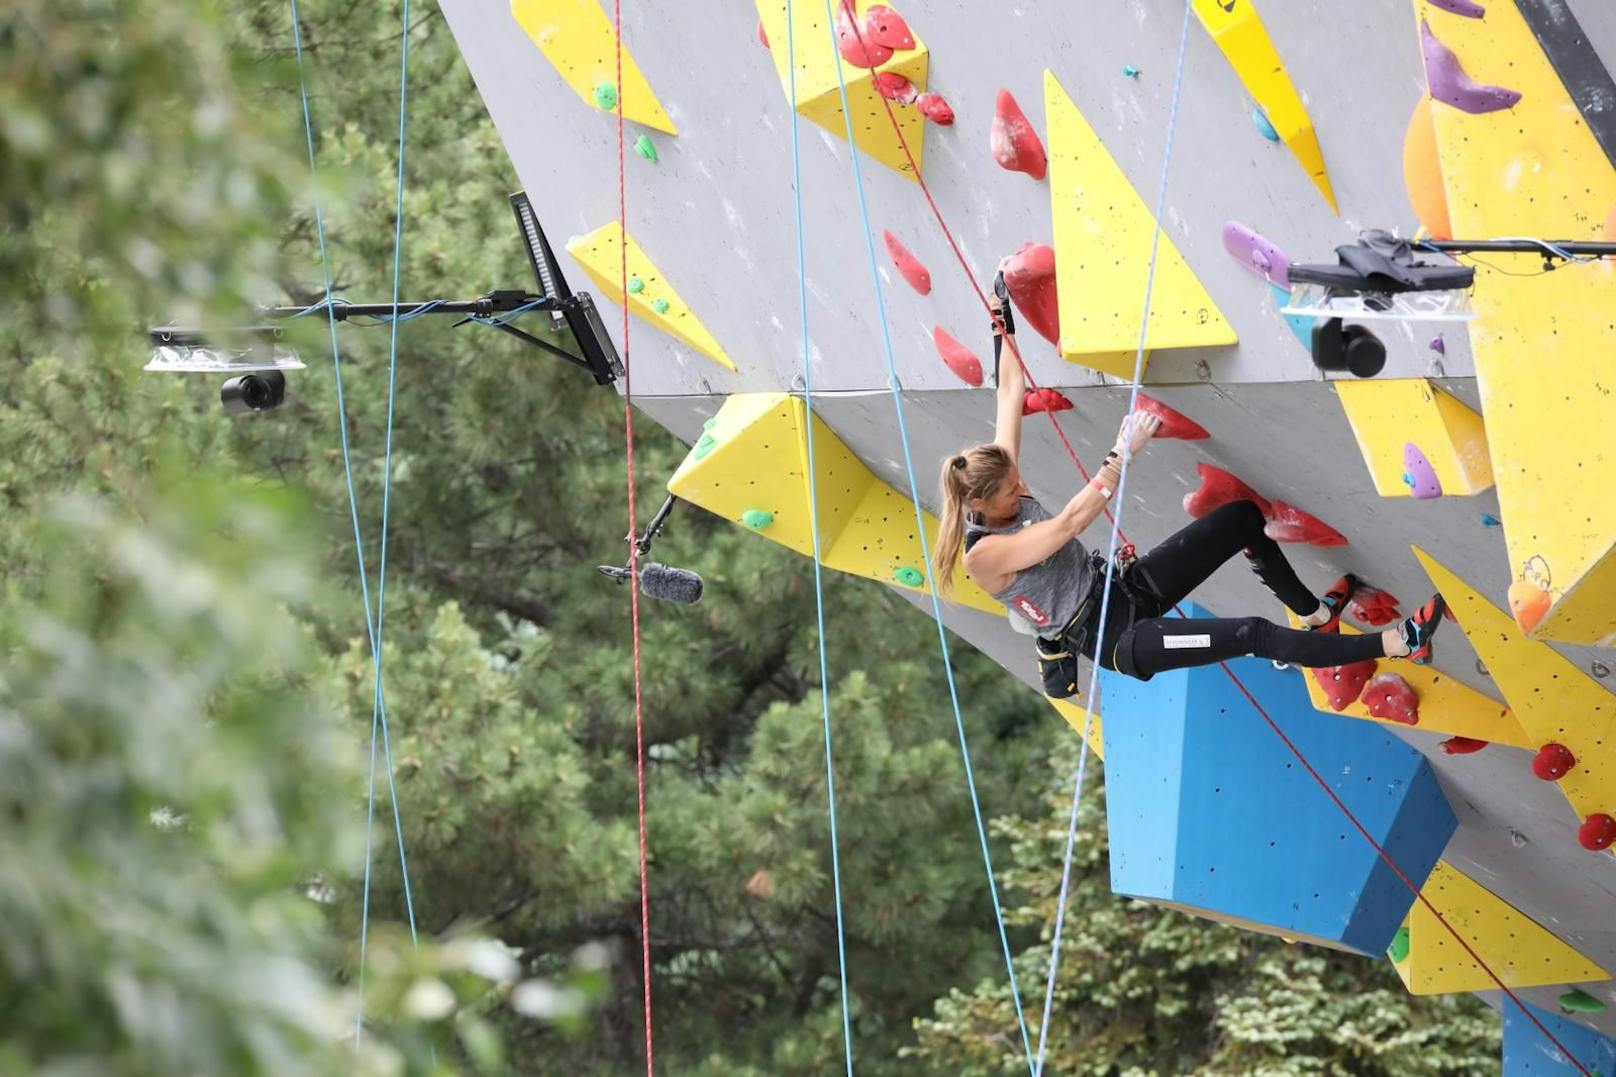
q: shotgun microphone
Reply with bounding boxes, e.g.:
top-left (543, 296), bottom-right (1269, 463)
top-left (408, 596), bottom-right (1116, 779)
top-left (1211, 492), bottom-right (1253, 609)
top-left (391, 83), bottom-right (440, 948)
top-left (596, 561), bottom-right (705, 605)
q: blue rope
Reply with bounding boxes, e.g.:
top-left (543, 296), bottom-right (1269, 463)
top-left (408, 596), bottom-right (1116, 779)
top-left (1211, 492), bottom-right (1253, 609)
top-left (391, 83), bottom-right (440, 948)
top-left (1031, 6), bottom-right (1194, 1073)
top-left (285, 0), bottom-right (421, 1045)
top-left (785, 2), bottom-right (855, 1071)
top-left (814, 5), bottom-right (1033, 1071)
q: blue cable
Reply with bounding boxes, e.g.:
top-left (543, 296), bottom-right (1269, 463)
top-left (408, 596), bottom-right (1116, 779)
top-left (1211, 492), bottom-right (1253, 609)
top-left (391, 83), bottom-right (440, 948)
top-left (785, 2), bottom-right (855, 1071)
top-left (1031, 6), bottom-right (1193, 1073)
top-left (286, 0), bottom-right (421, 1045)
top-left (814, 5), bottom-right (1033, 1071)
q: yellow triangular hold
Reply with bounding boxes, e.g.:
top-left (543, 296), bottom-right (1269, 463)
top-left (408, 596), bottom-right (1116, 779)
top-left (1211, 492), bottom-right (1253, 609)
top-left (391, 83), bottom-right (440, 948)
top-left (668, 395), bottom-right (813, 555)
top-left (755, 0), bottom-right (927, 180)
top-left (1047, 698), bottom-right (1104, 759)
top-left (566, 222), bottom-right (735, 371)
top-left (1334, 379), bottom-right (1493, 498)
top-left (667, 393), bottom-right (1001, 613)
top-left (1390, 860), bottom-right (1609, 994)
top-left (511, 0), bottom-right (677, 135)
top-left (1414, 0), bottom-right (1616, 644)
top-left (1044, 70), bottom-right (1236, 378)
top-left (1413, 547), bottom-right (1616, 831)
top-left (1190, 0), bottom-right (1336, 212)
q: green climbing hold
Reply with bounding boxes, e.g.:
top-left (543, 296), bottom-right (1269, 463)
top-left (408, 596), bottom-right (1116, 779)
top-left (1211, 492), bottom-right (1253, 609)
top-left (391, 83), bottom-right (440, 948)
top-left (742, 509), bottom-right (774, 530)
top-left (627, 276), bottom-right (645, 294)
top-left (1387, 925), bottom-right (1410, 963)
top-left (593, 80), bottom-right (618, 110)
top-left (894, 566), bottom-right (925, 587)
top-left (693, 433), bottom-right (717, 460)
top-left (1560, 988), bottom-right (1606, 1013)
top-left (634, 134), bottom-right (658, 162)
top-left (652, 298), bottom-right (670, 314)
top-left (702, 418), bottom-right (717, 430)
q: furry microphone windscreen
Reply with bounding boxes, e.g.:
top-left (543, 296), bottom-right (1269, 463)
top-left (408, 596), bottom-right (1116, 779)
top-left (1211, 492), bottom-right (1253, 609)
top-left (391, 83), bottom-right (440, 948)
top-left (638, 562), bottom-right (704, 605)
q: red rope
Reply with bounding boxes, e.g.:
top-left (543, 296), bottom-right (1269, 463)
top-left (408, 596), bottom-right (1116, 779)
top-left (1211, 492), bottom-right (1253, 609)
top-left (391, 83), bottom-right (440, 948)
top-left (840, 13), bottom-right (1589, 1071)
top-left (613, 2), bottom-right (654, 1071)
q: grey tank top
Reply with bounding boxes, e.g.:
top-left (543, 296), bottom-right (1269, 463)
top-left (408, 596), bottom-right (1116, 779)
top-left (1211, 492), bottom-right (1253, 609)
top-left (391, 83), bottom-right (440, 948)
top-left (964, 496), bottom-right (1095, 635)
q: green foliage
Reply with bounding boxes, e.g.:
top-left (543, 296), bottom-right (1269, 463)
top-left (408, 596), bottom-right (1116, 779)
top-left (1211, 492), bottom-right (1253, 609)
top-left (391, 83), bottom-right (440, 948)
top-left (909, 739), bottom-right (1502, 1076)
top-left (0, 479), bottom-right (354, 1074)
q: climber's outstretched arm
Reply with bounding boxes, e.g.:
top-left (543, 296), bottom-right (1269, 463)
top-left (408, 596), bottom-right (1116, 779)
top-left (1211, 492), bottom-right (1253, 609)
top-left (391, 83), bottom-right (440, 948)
top-left (990, 292), bottom-right (1024, 461)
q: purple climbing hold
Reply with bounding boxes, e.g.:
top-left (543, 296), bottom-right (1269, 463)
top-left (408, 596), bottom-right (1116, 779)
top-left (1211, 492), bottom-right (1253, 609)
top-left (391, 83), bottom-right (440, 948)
top-left (1428, 334), bottom-right (1446, 355)
top-left (1403, 442), bottom-right (1443, 499)
top-left (1222, 221), bottom-right (1292, 288)
top-left (1421, 20), bottom-right (1522, 114)
top-left (1430, 0), bottom-right (1485, 16)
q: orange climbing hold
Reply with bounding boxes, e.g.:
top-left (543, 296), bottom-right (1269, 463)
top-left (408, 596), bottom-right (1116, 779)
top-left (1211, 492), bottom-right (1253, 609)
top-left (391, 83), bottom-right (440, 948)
top-left (1264, 500), bottom-right (1348, 547)
top-left (1000, 243), bottom-right (1060, 345)
top-left (1363, 672), bottom-right (1420, 725)
top-left (1135, 394), bottom-right (1209, 440)
top-left (1183, 463), bottom-right (1270, 518)
top-left (1508, 578), bottom-right (1552, 635)
top-left (1023, 388), bottom-right (1073, 416)
top-left (991, 89), bottom-right (1047, 180)
top-left (932, 327), bottom-right (982, 387)
top-left (1402, 96), bottom-right (1452, 239)
top-left (1312, 659), bottom-right (1377, 711)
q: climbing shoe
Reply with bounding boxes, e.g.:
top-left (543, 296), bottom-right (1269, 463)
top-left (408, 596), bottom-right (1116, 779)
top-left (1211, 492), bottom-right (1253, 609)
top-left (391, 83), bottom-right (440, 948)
top-left (1398, 593), bottom-right (1447, 665)
top-left (1309, 573), bottom-right (1359, 634)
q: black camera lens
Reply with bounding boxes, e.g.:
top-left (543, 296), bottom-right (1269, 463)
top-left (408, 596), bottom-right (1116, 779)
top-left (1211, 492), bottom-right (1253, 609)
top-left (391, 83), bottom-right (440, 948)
top-left (220, 369), bottom-right (287, 413)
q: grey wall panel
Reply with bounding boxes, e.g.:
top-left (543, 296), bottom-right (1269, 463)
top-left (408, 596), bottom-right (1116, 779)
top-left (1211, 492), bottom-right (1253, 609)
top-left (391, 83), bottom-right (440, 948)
top-left (444, 0), bottom-right (1480, 399)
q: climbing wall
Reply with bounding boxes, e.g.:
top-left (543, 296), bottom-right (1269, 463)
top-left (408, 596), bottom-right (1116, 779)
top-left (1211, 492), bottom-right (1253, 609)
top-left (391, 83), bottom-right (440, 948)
top-left (444, 0), bottom-right (1616, 1058)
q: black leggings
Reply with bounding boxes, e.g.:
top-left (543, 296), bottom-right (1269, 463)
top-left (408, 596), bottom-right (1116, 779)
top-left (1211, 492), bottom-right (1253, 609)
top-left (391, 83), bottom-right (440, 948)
top-left (1082, 501), bottom-right (1388, 679)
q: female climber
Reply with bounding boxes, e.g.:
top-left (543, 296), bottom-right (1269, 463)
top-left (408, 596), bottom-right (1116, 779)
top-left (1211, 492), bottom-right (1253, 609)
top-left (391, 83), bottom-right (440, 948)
top-left (930, 285), bottom-right (1446, 696)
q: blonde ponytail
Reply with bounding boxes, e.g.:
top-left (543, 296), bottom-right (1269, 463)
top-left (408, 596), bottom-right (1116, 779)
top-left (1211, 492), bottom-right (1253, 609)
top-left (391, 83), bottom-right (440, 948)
top-left (932, 445), bottom-right (1014, 597)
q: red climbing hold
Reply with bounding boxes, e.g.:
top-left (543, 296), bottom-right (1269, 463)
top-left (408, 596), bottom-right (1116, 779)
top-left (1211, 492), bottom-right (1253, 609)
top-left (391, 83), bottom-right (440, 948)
top-left (1264, 500), bottom-right (1348, 547)
top-left (1347, 583), bottom-right (1402, 628)
top-left (863, 4), bottom-right (915, 49)
top-left (756, 18), bottom-right (768, 48)
top-left (1440, 736), bottom-right (1490, 755)
top-left (1311, 658), bottom-right (1377, 711)
top-left (1531, 742), bottom-right (1576, 782)
top-left (916, 92), bottom-right (955, 126)
top-left (835, 2), bottom-right (893, 68)
top-left (1023, 388), bottom-right (1074, 416)
top-left (1577, 813), bottom-right (1616, 852)
top-left (999, 243), bottom-right (1060, 345)
top-left (883, 230), bottom-right (931, 294)
top-left (1183, 463), bottom-right (1271, 518)
top-left (1362, 672), bottom-right (1420, 725)
top-left (932, 327), bottom-right (982, 387)
top-left (1135, 394), bottom-right (1209, 440)
top-left (991, 89), bottom-right (1047, 180)
top-left (874, 72), bottom-right (918, 104)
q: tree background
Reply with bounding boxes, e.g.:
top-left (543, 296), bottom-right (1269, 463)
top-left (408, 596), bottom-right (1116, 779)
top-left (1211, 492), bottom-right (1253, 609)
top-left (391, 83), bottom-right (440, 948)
top-left (1, 1), bottom-right (1500, 1073)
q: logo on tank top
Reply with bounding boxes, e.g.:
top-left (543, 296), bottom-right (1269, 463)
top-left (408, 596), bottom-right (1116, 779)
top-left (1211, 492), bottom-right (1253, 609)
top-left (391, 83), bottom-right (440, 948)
top-left (1013, 597), bottom-right (1050, 626)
